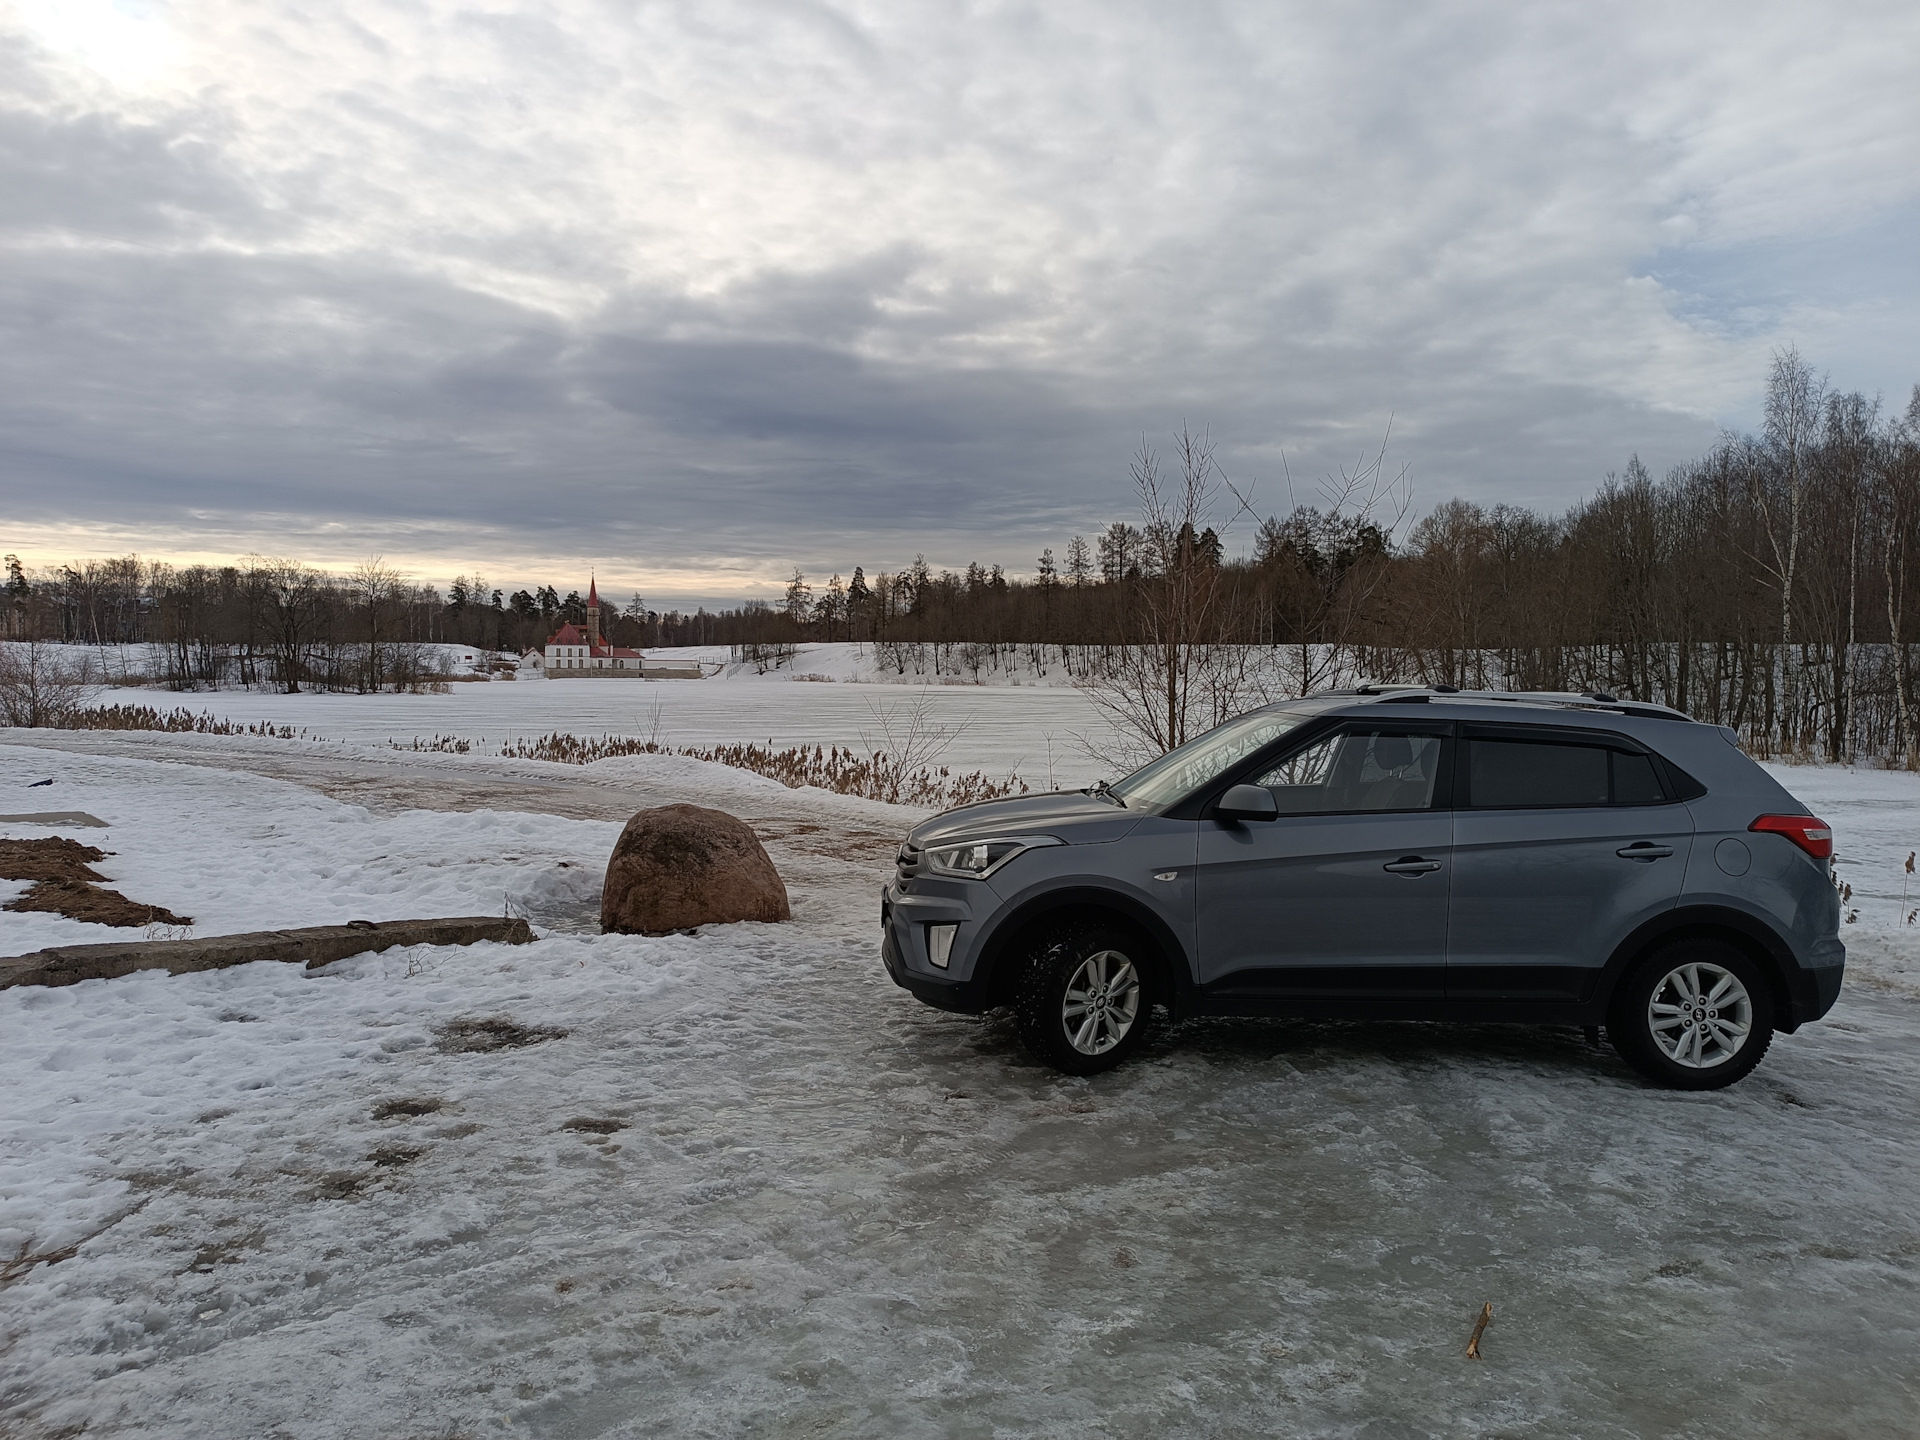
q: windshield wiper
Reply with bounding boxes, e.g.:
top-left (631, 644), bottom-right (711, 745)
top-left (1086, 779), bottom-right (1126, 807)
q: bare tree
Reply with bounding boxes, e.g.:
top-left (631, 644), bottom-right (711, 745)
top-left (1083, 428), bottom-right (1255, 764)
top-left (1254, 425), bottom-right (1411, 696)
top-left (1752, 345), bottom-right (1826, 746)
top-left (1883, 388), bottom-right (1920, 766)
top-left (350, 555), bottom-right (404, 693)
top-left (255, 557), bottom-right (328, 694)
top-left (0, 637), bottom-right (97, 726)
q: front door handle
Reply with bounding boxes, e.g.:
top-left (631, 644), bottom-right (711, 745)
top-left (1383, 856), bottom-right (1443, 876)
top-left (1617, 842), bottom-right (1674, 861)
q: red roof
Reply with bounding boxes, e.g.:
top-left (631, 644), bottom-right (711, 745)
top-left (545, 622), bottom-right (644, 663)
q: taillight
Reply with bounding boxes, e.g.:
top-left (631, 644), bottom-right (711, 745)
top-left (1749, 814), bottom-right (1833, 860)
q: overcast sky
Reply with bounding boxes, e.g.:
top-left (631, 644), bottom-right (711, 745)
top-left (2, 0), bottom-right (1916, 607)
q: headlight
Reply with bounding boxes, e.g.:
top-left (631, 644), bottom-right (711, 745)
top-left (923, 835), bottom-right (1061, 879)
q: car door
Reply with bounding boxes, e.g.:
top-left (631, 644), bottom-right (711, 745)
top-left (1447, 725), bottom-right (1695, 1002)
top-left (1195, 721), bottom-right (1454, 999)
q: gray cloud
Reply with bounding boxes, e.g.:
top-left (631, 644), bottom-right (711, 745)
top-left (0, 0), bottom-right (1915, 603)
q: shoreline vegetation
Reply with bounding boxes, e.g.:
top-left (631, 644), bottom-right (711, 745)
top-left (20, 702), bottom-right (1028, 809)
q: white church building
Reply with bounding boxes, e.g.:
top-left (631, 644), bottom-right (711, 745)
top-left (526, 578), bottom-right (702, 679)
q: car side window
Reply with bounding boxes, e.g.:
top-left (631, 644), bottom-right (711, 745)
top-left (1253, 729), bottom-right (1446, 813)
top-left (1611, 750), bottom-right (1666, 805)
top-left (1468, 738), bottom-right (1669, 808)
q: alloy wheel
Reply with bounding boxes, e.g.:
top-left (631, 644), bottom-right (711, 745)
top-left (1647, 961), bottom-right (1753, 1069)
top-left (1061, 949), bottom-right (1140, 1055)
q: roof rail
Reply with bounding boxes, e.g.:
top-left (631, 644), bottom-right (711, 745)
top-left (1345, 686), bottom-right (1694, 722)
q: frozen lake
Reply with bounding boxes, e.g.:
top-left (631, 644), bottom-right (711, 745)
top-left (167, 674), bottom-right (1117, 790)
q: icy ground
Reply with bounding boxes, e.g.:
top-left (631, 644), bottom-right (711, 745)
top-left (3, 731), bottom-right (1919, 1439)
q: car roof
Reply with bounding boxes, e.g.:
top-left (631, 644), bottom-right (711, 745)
top-left (1279, 686), bottom-right (1695, 729)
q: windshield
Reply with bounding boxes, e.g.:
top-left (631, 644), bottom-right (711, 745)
top-left (1108, 708), bottom-right (1313, 811)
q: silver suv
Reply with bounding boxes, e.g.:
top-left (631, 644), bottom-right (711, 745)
top-left (881, 689), bottom-right (1844, 1089)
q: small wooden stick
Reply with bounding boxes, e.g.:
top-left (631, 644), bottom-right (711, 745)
top-left (1465, 1301), bottom-right (1493, 1359)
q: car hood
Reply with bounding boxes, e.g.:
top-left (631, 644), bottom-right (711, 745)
top-left (908, 790), bottom-right (1139, 847)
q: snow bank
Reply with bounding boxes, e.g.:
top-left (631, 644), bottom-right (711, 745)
top-left (1, 748), bottom-right (622, 953)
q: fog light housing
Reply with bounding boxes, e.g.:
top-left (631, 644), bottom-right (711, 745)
top-left (927, 923), bottom-right (958, 969)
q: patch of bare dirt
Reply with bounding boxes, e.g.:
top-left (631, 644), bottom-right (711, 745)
top-left (0, 835), bottom-right (192, 927)
top-left (433, 1015), bottom-right (569, 1053)
top-left (560, 1116), bottom-right (628, 1135)
top-left (367, 1144), bottom-right (426, 1168)
top-left (372, 1097), bottom-right (444, 1120)
top-left (0, 836), bottom-right (108, 883)
top-left (4, 879), bottom-right (192, 928)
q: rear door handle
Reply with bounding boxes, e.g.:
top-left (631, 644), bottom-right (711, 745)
top-left (1617, 842), bottom-right (1674, 861)
top-left (1383, 856), bottom-right (1443, 875)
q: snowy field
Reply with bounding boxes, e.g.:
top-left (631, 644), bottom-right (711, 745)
top-left (3, 725), bottom-right (1919, 1438)
top-left (134, 653), bottom-right (1117, 792)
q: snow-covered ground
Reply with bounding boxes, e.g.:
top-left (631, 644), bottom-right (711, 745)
top-left (3, 730), bottom-right (1918, 1438)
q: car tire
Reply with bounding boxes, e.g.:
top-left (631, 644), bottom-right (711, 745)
top-left (1013, 921), bottom-right (1155, 1075)
top-left (1608, 938), bottom-right (1774, 1090)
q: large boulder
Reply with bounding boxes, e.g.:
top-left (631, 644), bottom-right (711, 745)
top-left (601, 804), bottom-right (790, 935)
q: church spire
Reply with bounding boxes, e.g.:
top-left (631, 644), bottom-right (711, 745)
top-left (585, 573), bottom-right (601, 648)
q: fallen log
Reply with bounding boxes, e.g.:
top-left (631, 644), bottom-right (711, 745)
top-left (0, 916), bottom-right (534, 990)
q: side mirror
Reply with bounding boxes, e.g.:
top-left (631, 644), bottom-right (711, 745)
top-left (1215, 783), bottom-right (1278, 822)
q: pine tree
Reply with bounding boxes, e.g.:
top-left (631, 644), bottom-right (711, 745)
top-left (1065, 535), bottom-right (1092, 585)
top-left (784, 568), bottom-right (812, 625)
top-left (821, 573), bottom-right (846, 638)
top-left (906, 555), bottom-right (931, 614)
top-left (3, 553), bottom-right (26, 639)
top-left (1098, 522), bottom-right (1140, 581)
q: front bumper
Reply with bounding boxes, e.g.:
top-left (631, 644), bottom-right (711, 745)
top-left (882, 923), bottom-right (988, 1012)
top-left (880, 878), bottom-right (996, 1013)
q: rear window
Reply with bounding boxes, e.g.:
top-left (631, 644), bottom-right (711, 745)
top-left (1468, 738), bottom-right (1669, 808)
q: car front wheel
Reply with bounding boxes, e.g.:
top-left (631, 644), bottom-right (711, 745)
top-left (1609, 939), bottom-right (1774, 1090)
top-left (1014, 922), bottom-right (1154, 1075)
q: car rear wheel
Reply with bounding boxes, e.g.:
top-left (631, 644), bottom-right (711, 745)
top-left (1609, 939), bottom-right (1774, 1090)
top-left (1014, 922), bottom-right (1154, 1075)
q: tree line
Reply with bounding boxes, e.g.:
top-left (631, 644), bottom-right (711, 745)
top-left (0, 555), bottom-right (660, 693)
top-left (734, 351), bottom-right (1920, 764)
top-left (6, 350), bottom-right (1916, 760)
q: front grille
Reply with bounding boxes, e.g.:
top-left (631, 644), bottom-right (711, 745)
top-left (896, 843), bottom-right (923, 882)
